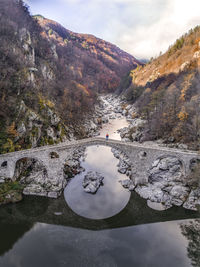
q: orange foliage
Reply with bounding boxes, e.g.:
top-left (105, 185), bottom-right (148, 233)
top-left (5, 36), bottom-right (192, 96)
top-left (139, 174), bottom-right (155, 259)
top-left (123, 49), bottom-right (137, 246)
top-left (7, 122), bottom-right (18, 137)
top-left (178, 107), bottom-right (188, 121)
top-left (75, 82), bottom-right (90, 96)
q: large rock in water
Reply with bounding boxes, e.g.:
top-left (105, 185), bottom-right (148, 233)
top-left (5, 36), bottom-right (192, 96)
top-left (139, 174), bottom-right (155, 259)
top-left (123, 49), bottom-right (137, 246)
top-left (82, 171), bottom-right (104, 194)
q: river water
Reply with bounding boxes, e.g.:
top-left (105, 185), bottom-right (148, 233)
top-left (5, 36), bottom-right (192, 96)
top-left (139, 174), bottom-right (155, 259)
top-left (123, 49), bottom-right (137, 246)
top-left (1, 114), bottom-right (200, 266)
top-left (64, 145), bottom-right (131, 219)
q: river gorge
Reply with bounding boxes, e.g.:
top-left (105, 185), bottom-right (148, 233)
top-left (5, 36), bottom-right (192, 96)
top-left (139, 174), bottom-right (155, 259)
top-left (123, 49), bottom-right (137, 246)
top-left (1, 95), bottom-right (200, 266)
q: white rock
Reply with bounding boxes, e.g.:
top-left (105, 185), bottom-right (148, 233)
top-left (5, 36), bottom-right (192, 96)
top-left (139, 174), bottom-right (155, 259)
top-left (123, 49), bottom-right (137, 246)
top-left (119, 179), bottom-right (135, 191)
top-left (193, 51), bottom-right (200, 59)
top-left (180, 61), bottom-right (190, 71)
top-left (48, 192), bottom-right (59, 198)
top-left (82, 171), bottom-right (104, 194)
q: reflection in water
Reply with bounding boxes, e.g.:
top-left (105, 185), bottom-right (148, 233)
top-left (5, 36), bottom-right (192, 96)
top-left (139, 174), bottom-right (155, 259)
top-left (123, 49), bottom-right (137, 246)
top-left (99, 117), bottom-right (129, 140)
top-left (0, 223), bottom-right (33, 257)
top-left (0, 193), bottom-right (200, 266)
top-left (64, 145), bottom-right (130, 219)
top-left (180, 219), bottom-right (200, 267)
top-left (147, 200), bottom-right (167, 211)
top-left (0, 220), bottom-right (196, 267)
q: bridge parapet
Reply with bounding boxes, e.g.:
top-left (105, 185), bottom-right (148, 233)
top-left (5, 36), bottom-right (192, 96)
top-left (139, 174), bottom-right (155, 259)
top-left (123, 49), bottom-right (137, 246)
top-left (0, 137), bottom-right (199, 184)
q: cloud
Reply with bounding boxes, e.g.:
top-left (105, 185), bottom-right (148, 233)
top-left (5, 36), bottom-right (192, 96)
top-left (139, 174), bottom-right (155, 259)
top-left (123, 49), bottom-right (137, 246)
top-left (25, 0), bottom-right (200, 59)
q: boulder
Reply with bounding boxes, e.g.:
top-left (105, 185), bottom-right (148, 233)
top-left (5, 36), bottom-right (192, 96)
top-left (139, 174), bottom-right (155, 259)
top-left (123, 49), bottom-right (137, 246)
top-left (101, 117), bottom-right (109, 123)
top-left (117, 159), bottom-right (129, 174)
top-left (119, 179), bottom-right (135, 191)
top-left (149, 157), bottom-right (182, 183)
top-left (82, 171), bottom-right (104, 194)
top-left (183, 188), bottom-right (200, 211)
top-left (48, 191), bottom-right (59, 198)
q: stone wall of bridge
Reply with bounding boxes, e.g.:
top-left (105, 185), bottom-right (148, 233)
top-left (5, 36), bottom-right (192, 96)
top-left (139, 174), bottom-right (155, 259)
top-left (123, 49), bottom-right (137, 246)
top-left (0, 138), bottom-right (199, 186)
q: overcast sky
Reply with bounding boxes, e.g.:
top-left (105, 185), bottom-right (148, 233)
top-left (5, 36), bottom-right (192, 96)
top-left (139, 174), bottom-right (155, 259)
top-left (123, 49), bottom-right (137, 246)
top-left (24, 0), bottom-right (200, 59)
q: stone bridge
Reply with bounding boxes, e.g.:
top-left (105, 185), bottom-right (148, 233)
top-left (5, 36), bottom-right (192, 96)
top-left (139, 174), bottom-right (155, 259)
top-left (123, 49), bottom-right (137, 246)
top-left (0, 137), bottom-right (199, 185)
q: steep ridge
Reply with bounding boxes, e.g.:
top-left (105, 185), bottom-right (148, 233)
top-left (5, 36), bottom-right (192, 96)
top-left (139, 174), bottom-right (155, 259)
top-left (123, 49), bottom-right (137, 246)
top-left (35, 15), bottom-right (140, 93)
top-left (122, 26), bottom-right (200, 149)
top-left (0, 0), bottom-right (140, 154)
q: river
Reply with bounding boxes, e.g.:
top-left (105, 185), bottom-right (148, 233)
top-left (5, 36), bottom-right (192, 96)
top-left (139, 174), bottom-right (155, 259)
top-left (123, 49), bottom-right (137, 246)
top-left (0, 104), bottom-right (200, 266)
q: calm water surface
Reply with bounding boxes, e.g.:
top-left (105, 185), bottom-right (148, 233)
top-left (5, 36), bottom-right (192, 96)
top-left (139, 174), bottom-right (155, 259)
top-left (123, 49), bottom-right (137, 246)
top-left (0, 194), bottom-right (200, 267)
top-left (99, 117), bottom-right (129, 140)
top-left (64, 145), bottom-right (130, 219)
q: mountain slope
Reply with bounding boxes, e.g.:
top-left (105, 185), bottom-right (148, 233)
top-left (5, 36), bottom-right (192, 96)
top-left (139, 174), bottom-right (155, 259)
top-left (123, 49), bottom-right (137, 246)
top-left (35, 15), bottom-right (140, 93)
top-left (122, 26), bottom-right (200, 149)
top-left (0, 0), bottom-right (140, 154)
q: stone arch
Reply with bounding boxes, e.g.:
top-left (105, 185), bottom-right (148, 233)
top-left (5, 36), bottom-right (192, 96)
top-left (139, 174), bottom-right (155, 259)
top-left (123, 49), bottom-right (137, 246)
top-left (1, 161), bottom-right (7, 168)
top-left (49, 151), bottom-right (59, 159)
top-left (76, 142), bottom-right (132, 163)
top-left (75, 142), bottom-right (133, 178)
top-left (13, 156), bottom-right (48, 181)
top-left (77, 141), bottom-right (132, 160)
top-left (189, 158), bottom-right (200, 170)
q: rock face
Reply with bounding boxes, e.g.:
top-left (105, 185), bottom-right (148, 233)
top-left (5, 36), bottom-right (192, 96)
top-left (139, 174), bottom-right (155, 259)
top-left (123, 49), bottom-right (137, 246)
top-left (149, 157), bottom-right (183, 183)
top-left (111, 147), bottom-right (134, 191)
top-left (135, 156), bottom-right (191, 209)
top-left (63, 147), bottom-right (85, 180)
top-left (16, 159), bottom-right (63, 198)
top-left (112, 146), bottom-right (200, 211)
top-left (82, 171), bottom-right (104, 194)
top-left (111, 144), bottom-right (200, 211)
top-left (183, 188), bottom-right (200, 210)
top-left (112, 148), bottom-right (132, 177)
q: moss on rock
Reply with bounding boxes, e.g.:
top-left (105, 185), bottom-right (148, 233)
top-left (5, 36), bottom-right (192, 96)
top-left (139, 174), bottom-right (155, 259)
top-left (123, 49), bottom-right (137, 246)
top-left (0, 181), bottom-right (24, 205)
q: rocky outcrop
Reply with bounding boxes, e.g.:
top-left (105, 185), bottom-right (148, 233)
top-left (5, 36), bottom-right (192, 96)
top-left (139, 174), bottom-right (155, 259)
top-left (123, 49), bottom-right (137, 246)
top-left (183, 188), bottom-right (200, 210)
top-left (119, 179), bottom-right (135, 191)
top-left (15, 158), bottom-right (63, 198)
top-left (0, 181), bottom-right (23, 205)
top-left (111, 148), bottom-right (131, 176)
top-left (14, 100), bottom-right (70, 150)
top-left (111, 145), bottom-right (200, 210)
top-left (63, 147), bottom-right (85, 180)
top-left (82, 171), bottom-right (104, 194)
top-left (111, 147), bottom-right (134, 191)
top-left (134, 156), bottom-right (198, 210)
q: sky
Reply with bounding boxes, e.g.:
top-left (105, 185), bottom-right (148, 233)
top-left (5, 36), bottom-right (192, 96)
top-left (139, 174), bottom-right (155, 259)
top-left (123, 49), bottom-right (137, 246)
top-left (24, 0), bottom-right (200, 60)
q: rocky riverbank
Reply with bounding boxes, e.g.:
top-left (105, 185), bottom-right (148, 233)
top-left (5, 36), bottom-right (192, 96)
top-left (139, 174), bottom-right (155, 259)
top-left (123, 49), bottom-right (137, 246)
top-left (111, 147), bottom-right (200, 211)
top-left (0, 180), bottom-right (24, 205)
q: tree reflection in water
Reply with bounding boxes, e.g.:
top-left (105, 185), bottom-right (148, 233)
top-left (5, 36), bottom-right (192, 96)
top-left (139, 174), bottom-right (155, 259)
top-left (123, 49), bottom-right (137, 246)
top-left (180, 219), bottom-right (200, 267)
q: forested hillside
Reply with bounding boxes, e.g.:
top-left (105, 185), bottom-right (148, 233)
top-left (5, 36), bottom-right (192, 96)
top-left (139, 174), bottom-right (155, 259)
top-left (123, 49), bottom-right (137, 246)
top-left (123, 26), bottom-right (200, 149)
top-left (0, 0), bottom-right (139, 154)
top-left (35, 15), bottom-right (140, 93)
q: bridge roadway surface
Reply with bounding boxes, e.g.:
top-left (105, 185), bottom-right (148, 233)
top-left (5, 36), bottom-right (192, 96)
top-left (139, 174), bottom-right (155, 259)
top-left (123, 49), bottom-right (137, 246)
top-left (0, 137), bottom-right (199, 184)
